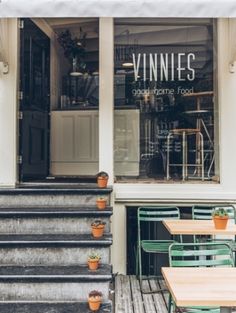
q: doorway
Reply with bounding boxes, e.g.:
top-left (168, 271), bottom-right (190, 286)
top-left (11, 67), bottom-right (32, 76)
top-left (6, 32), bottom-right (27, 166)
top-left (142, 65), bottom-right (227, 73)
top-left (19, 18), bottom-right (50, 182)
top-left (19, 18), bottom-right (100, 184)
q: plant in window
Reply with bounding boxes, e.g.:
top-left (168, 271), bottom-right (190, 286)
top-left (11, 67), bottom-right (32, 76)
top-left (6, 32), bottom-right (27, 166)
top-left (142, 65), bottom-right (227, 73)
top-left (88, 290), bottom-right (102, 311)
top-left (212, 208), bottom-right (229, 229)
top-left (57, 29), bottom-right (87, 74)
top-left (96, 171), bottom-right (109, 188)
top-left (91, 220), bottom-right (106, 238)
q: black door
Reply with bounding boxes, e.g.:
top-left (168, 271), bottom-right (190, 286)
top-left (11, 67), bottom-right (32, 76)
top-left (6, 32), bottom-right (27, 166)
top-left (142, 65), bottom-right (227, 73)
top-left (19, 19), bottom-right (50, 181)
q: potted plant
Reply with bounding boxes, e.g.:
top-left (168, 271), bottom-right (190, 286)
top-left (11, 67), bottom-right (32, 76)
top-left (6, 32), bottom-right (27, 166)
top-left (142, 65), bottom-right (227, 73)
top-left (96, 197), bottom-right (107, 210)
top-left (96, 171), bottom-right (109, 188)
top-left (212, 208), bottom-right (229, 229)
top-left (88, 252), bottom-right (101, 270)
top-left (57, 29), bottom-right (86, 75)
top-left (88, 290), bottom-right (102, 311)
top-left (91, 220), bottom-right (106, 238)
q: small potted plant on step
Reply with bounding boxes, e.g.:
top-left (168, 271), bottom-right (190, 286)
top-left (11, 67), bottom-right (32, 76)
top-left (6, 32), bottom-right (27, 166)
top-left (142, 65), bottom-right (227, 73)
top-left (96, 171), bottom-right (109, 188)
top-left (212, 208), bottom-right (229, 229)
top-left (96, 197), bottom-right (107, 210)
top-left (88, 290), bottom-right (102, 311)
top-left (88, 252), bottom-right (101, 270)
top-left (91, 220), bottom-right (106, 238)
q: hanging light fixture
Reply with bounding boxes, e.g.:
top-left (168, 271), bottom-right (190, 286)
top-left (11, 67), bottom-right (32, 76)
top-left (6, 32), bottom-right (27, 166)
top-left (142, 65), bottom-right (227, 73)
top-left (122, 30), bottom-right (134, 68)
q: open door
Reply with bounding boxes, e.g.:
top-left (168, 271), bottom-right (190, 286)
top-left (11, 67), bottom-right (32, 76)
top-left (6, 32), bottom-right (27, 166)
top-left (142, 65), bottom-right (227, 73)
top-left (19, 18), bottom-right (50, 181)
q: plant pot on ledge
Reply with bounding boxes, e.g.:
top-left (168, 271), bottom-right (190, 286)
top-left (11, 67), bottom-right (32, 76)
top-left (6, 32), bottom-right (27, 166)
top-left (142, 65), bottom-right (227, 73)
top-left (88, 290), bottom-right (102, 311)
top-left (88, 253), bottom-right (100, 270)
top-left (96, 171), bottom-right (109, 188)
top-left (212, 208), bottom-right (229, 229)
top-left (96, 197), bottom-right (107, 210)
top-left (91, 220), bottom-right (106, 238)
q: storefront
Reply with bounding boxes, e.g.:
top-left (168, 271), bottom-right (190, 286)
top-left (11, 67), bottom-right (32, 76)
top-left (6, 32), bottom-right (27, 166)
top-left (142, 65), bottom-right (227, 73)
top-left (1, 2), bottom-right (236, 274)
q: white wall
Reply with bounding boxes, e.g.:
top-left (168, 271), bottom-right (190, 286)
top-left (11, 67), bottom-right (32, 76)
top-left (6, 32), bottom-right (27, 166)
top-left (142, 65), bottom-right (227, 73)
top-left (0, 19), bottom-right (18, 187)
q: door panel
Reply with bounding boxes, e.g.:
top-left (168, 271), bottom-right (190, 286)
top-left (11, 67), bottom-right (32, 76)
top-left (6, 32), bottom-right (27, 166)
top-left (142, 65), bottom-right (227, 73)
top-left (20, 19), bottom-right (50, 180)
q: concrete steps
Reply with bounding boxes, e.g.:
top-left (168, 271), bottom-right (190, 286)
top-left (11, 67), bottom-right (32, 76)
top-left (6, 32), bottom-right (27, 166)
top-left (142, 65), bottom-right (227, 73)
top-left (0, 186), bottom-right (113, 311)
top-left (0, 264), bottom-right (112, 301)
top-left (0, 206), bottom-right (112, 234)
top-left (0, 234), bottom-right (112, 265)
top-left (0, 302), bottom-right (112, 313)
top-left (0, 186), bottom-right (112, 206)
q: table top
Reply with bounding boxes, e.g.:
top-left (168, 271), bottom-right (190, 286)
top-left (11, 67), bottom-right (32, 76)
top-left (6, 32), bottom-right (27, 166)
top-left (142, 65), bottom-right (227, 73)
top-left (183, 91), bottom-right (214, 97)
top-left (163, 219), bottom-right (236, 235)
top-left (161, 267), bottom-right (236, 307)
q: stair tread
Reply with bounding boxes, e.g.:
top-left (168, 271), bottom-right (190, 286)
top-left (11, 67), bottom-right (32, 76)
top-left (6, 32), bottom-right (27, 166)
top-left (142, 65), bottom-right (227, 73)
top-left (0, 264), bottom-right (112, 276)
top-left (0, 234), bottom-right (112, 246)
top-left (0, 206), bottom-right (113, 217)
top-left (0, 302), bottom-right (112, 313)
top-left (0, 265), bottom-right (112, 281)
top-left (0, 186), bottom-right (113, 195)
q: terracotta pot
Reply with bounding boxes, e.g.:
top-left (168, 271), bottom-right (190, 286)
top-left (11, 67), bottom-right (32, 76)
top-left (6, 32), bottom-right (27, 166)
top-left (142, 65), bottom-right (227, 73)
top-left (213, 216), bottom-right (229, 229)
top-left (91, 225), bottom-right (105, 238)
top-left (88, 258), bottom-right (99, 270)
top-left (97, 177), bottom-right (108, 188)
top-left (88, 296), bottom-right (101, 311)
top-left (96, 199), bottom-right (106, 210)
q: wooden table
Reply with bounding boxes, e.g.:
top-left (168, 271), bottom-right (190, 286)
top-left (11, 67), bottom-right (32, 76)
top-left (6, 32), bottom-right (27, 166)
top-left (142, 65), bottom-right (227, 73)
top-left (163, 219), bottom-right (236, 235)
top-left (162, 267), bottom-right (236, 313)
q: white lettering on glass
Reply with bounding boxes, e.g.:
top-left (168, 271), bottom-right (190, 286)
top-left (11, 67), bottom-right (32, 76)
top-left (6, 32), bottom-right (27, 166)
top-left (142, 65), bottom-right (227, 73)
top-left (143, 53), bottom-right (146, 81)
top-left (187, 53), bottom-right (195, 81)
top-left (133, 53), bottom-right (141, 81)
top-left (149, 54), bottom-right (157, 81)
top-left (160, 53), bottom-right (168, 81)
top-left (177, 53), bottom-right (185, 81)
top-left (133, 53), bottom-right (196, 82)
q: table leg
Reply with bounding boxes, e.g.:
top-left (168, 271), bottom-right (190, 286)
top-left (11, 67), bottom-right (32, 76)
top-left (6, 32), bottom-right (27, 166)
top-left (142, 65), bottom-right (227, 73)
top-left (220, 307), bottom-right (231, 313)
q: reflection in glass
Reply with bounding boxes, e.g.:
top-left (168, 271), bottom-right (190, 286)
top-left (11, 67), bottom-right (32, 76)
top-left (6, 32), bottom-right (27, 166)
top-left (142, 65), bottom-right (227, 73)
top-left (114, 18), bottom-right (218, 183)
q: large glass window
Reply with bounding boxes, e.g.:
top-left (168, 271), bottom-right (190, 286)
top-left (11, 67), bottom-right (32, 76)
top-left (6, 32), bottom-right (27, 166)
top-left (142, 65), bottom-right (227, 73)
top-left (114, 18), bottom-right (218, 183)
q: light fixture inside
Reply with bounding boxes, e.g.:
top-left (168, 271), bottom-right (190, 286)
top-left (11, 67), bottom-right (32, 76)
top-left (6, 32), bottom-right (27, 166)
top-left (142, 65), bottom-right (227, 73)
top-left (122, 62), bottom-right (134, 68)
top-left (70, 71), bottom-right (83, 77)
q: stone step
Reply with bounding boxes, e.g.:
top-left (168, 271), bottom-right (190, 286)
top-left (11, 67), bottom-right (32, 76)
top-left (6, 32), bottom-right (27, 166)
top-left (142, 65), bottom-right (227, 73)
top-left (0, 206), bottom-right (112, 234)
top-left (0, 234), bottom-right (112, 265)
top-left (0, 264), bottom-right (112, 282)
top-left (0, 186), bottom-right (113, 206)
top-left (0, 265), bottom-right (112, 301)
top-left (0, 302), bottom-right (112, 313)
top-left (0, 206), bottom-right (113, 217)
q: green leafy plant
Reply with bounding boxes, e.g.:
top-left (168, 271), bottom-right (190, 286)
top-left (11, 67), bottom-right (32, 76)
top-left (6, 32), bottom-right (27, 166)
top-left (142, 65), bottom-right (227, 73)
top-left (212, 208), bottom-right (229, 218)
top-left (57, 29), bottom-right (86, 59)
top-left (88, 252), bottom-right (101, 260)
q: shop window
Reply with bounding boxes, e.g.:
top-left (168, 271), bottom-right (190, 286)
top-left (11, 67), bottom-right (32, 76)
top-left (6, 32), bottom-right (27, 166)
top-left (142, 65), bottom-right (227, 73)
top-left (114, 18), bottom-right (219, 183)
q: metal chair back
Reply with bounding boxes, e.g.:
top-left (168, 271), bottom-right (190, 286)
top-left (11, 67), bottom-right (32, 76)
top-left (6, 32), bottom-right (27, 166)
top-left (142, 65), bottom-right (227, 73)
top-left (169, 242), bottom-right (234, 268)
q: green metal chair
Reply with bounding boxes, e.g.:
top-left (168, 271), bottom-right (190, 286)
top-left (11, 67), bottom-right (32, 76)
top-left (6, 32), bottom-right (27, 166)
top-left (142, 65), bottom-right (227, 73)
top-left (136, 206), bottom-right (181, 293)
top-left (168, 242), bottom-right (234, 313)
top-left (192, 204), bottom-right (236, 261)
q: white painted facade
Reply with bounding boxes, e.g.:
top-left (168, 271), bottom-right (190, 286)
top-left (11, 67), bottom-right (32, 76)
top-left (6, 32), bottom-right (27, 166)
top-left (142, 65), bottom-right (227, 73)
top-left (1, 18), bottom-right (236, 273)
